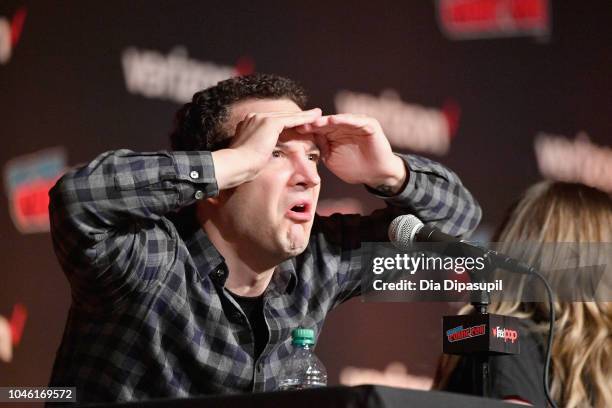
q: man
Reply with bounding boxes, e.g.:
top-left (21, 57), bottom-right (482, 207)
top-left (48, 74), bottom-right (481, 403)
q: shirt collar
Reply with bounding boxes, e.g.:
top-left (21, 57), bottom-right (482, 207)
top-left (169, 206), bottom-right (225, 283)
top-left (170, 206), bottom-right (298, 292)
top-left (268, 258), bottom-right (298, 296)
top-left (184, 227), bottom-right (227, 283)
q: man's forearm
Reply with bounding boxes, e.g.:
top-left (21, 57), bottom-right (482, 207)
top-left (211, 148), bottom-right (259, 190)
top-left (366, 154), bottom-right (408, 196)
top-left (372, 154), bottom-right (482, 237)
top-left (50, 149), bottom-right (219, 241)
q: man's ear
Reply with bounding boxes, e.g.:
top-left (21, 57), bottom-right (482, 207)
top-left (196, 190), bottom-right (231, 225)
top-left (196, 196), bottom-right (219, 226)
top-left (205, 196), bottom-right (221, 206)
top-left (203, 189), bottom-right (232, 207)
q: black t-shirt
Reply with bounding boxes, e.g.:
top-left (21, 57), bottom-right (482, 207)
top-left (443, 320), bottom-right (547, 407)
top-left (228, 291), bottom-right (269, 361)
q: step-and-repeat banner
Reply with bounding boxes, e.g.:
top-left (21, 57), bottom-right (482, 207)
top-left (1, 0), bottom-right (610, 388)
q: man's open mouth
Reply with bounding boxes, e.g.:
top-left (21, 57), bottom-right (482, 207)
top-left (290, 204), bottom-right (307, 213)
top-left (286, 201), bottom-right (312, 221)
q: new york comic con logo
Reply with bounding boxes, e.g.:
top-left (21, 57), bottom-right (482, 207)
top-left (446, 324), bottom-right (486, 342)
top-left (3, 148), bottom-right (66, 233)
top-left (492, 326), bottom-right (519, 343)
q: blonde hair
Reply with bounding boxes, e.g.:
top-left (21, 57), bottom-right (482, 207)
top-left (435, 181), bottom-right (612, 408)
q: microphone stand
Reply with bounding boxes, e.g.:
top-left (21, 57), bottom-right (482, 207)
top-left (442, 248), bottom-right (558, 408)
top-left (442, 251), bottom-right (520, 399)
top-left (469, 255), bottom-right (492, 398)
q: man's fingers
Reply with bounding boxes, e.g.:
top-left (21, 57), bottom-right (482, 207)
top-left (242, 108), bottom-right (321, 121)
top-left (294, 124), bottom-right (312, 134)
top-left (300, 114), bottom-right (379, 136)
top-left (328, 114), bottom-right (374, 129)
top-left (238, 109), bottom-right (382, 143)
top-left (294, 116), bottom-right (331, 134)
top-left (303, 113), bottom-right (369, 127)
top-left (253, 108), bottom-right (322, 120)
top-left (276, 108), bottom-right (323, 129)
top-left (242, 111), bottom-right (376, 132)
top-left (241, 108), bottom-right (322, 131)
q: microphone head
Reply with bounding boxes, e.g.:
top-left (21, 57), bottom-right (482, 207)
top-left (388, 214), bottom-right (424, 250)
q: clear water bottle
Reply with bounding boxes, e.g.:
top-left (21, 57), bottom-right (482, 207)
top-left (277, 327), bottom-right (327, 390)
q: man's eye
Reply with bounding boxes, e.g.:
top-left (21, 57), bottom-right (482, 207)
top-left (308, 153), bottom-right (320, 162)
top-left (272, 150), bottom-right (284, 158)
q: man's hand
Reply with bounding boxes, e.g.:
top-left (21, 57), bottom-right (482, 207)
top-left (297, 114), bottom-right (407, 195)
top-left (212, 108), bottom-right (322, 190)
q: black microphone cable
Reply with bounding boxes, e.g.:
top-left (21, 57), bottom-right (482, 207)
top-left (531, 269), bottom-right (558, 408)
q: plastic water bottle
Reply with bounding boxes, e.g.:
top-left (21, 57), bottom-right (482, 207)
top-left (277, 328), bottom-right (327, 390)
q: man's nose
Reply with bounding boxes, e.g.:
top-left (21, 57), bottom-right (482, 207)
top-left (292, 157), bottom-right (321, 188)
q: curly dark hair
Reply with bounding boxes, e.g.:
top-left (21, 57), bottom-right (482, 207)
top-left (170, 73), bottom-right (307, 151)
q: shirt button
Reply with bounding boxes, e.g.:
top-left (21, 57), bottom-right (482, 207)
top-left (190, 170), bottom-right (200, 179)
top-left (215, 269), bottom-right (225, 278)
top-left (233, 312), bottom-right (244, 322)
top-left (194, 190), bottom-right (204, 200)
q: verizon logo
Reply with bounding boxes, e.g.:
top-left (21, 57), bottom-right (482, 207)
top-left (121, 46), bottom-right (254, 103)
top-left (334, 89), bottom-right (458, 156)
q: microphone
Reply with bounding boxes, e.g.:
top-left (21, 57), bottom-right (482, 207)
top-left (388, 214), bottom-right (536, 275)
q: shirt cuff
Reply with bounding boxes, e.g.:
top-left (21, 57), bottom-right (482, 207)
top-left (170, 151), bottom-right (219, 202)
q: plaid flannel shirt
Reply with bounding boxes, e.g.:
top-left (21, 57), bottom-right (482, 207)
top-left (48, 150), bottom-right (481, 404)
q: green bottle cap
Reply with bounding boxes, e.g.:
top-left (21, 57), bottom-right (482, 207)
top-left (291, 328), bottom-right (315, 346)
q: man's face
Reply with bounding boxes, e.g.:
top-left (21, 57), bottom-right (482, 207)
top-left (213, 98), bottom-right (321, 261)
